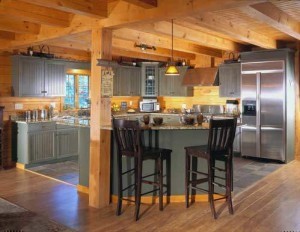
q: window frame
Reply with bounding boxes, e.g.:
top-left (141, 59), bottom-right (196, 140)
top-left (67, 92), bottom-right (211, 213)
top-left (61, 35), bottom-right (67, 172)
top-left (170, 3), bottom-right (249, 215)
top-left (64, 69), bottom-right (91, 109)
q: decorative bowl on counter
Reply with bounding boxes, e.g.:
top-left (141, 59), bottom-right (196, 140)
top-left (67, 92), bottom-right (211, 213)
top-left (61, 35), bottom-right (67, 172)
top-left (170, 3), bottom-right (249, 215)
top-left (153, 117), bottom-right (163, 125)
top-left (180, 114), bottom-right (196, 125)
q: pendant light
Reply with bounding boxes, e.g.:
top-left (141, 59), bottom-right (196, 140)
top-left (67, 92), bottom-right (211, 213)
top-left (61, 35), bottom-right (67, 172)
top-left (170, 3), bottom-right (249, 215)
top-left (165, 19), bottom-right (179, 76)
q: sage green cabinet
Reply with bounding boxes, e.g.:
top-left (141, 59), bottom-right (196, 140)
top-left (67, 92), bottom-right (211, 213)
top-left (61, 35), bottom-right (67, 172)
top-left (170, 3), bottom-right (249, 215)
top-left (56, 125), bottom-right (79, 158)
top-left (159, 66), bottom-right (192, 96)
top-left (141, 62), bottom-right (159, 96)
top-left (113, 66), bottom-right (141, 96)
top-left (219, 63), bottom-right (241, 98)
top-left (17, 122), bottom-right (79, 167)
top-left (12, 55), bottom-right (66, 97)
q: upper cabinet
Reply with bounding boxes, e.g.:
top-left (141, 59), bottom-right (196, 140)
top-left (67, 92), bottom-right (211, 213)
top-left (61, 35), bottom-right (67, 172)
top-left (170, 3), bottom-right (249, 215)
top-left (113, 66), bottom-right (141, 96)
top-left (141, 62), bottom-right (159, 97)
top-left (12, 55), bottom-right (66, 97)
top-left (159, 66), bottom-right (192, 96)
top-left (218, 63), bottom-right (241, 98)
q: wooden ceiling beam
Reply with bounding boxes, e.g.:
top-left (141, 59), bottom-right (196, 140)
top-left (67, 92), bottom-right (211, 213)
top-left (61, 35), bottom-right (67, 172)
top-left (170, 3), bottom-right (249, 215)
top-left (112, 47), bottom-right (168, 62)
top-left (0, 16), bottom-right (40, 34)
top-left (0, 0), bottom-right (72, 27)
top-left (113, 28), bottom-right (223, 57)
top-left (130, 21), bottom-right (244, 51)
top-left (186, 13), bottom-right (276, 49)
top-left (113, 37), bottom-right (196, 60)
top-left (4, 15), bottom-right (93, 50)
top-left (19, 0), bottom-right (108, 18)
top-left (122, 0), bottom-right (157, 9)
top-left (101, 0), bottom-right (266, 28)
top-left (242, 2), bottom-right (300, 40)
top-left (0, 31), bottom-right (15, 40)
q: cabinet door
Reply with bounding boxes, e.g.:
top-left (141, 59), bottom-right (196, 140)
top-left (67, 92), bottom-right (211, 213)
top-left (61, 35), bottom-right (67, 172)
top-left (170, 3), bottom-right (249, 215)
top-left (56, 128), bottom-right (79, 158)
top-left (141, 63), bottom-right (159, 96)
top-left (119, 67), bottom-right (132, 96)
top-left (19, 57), bottom-right (45, 97)
top-left (159, 68), bottom-right (173, 96)
top-left (130, 68), bottom-right (141, 96)
top-left (173, 66), bottom-right (189, 96)
top-left (45, 60), bottom-right (66, 96)
top-left (219, 63), bottom-right (241, 98)
top-left (28, 131), bottom-right (55, 163)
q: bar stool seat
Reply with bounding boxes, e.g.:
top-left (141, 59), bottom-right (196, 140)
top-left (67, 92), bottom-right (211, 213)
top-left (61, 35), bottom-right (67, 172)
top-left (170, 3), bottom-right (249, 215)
top-left (113, 118), bottom-right (172, 221)
top-left (185, 118), bottom-right (237, 219)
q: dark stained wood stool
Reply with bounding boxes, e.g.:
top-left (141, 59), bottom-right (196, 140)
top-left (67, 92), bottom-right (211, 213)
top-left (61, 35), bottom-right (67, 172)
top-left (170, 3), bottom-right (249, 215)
top-left (184, 118), bottom-right (237, 219)
top-left (113, 118), bottom-right (172, 221)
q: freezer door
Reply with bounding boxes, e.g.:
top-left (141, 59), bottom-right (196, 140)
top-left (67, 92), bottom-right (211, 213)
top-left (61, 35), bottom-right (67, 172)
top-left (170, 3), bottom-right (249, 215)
top-left (241, 125), bottom-right (258, 157)
top-left (260, 127), bottom-right (285, 161)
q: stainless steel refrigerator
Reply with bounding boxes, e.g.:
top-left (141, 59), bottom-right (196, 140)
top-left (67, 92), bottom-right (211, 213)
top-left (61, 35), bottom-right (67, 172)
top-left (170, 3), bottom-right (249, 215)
top-left (240, 49), bottom-right (295, 163)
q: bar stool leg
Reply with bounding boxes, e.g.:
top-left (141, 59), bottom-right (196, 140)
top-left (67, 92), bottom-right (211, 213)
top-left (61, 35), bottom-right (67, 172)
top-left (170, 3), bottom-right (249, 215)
top-left (208, 157), bottom-right (217, 219)
top-left (159, 155), bottom-right (163, 211)
top-left (135, 157), bottom-right (143, 221)
top-left (185, 152), bottom-right (190, 208)
top-left (116, 153), bottom-right (123, 216)
top-left (166, 153), bottom-right (171, 205)
top-left (227, 159), bottom-right (234, 214)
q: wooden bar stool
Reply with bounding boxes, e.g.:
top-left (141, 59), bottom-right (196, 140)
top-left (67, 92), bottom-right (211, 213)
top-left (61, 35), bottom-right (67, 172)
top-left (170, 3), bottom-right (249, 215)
top-left (185, 118), bottom-right (237, 219)
top-left (113, 118), bottom-right (172, 221)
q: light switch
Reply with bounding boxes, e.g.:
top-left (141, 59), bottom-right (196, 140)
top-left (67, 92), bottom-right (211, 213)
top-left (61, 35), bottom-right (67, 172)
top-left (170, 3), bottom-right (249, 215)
top-left (15, 103), bottom-right (23, 110)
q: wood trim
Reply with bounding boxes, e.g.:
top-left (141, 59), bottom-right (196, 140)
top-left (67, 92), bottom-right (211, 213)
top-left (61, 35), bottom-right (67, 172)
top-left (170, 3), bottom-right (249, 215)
top-left (77, 185), bottom-right (89, 194)
top-left (16, 162), bottom-right (25, 170)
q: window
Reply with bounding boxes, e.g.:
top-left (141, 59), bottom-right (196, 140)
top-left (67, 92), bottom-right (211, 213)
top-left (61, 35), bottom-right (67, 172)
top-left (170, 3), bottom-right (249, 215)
top-left (64, 71), bottom-right (90, 109)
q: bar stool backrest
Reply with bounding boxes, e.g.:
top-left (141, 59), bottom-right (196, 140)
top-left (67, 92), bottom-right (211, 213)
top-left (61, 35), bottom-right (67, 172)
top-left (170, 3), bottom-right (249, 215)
top-left (113, 118), bottom-right (142, 158)
top-left (207, 118), bottom-right (237, 157)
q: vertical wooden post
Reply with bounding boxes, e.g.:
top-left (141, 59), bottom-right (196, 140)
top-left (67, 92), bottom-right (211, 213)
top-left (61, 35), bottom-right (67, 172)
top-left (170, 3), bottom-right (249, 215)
top-left (295, 42), bottom-right (300, 160)
top-left (89, 26), bottom-right (112, 208)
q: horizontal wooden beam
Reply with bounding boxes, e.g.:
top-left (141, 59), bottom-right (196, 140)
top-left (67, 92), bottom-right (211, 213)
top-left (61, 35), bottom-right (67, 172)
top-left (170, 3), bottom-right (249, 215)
top-left (0, 0), bottom-right (71, 27)
top-left (113, 38), bottom-right (195, 60)
top-left (112, 47), bottom-right (168, 62)
top-left (243, 2), bottom-right (300, 40)
top-left (2, 15), bottom-right (93, 50)
top-left (131, 21), bottom-right (244, 51)
top-left (113, 28), bottom-right (223, 57)
top-left (0, 15), bottom-right (40, 34)
top-left (19, 0), bottom-right (108, 18)
top-left (122, 0), bottom-right (157, 9)
top-left (186, 13), bottom-right (276, 49)
top-left (0, 31), bottom-right (15, 40)
top-left (101, 0), bottom-right (266, 28)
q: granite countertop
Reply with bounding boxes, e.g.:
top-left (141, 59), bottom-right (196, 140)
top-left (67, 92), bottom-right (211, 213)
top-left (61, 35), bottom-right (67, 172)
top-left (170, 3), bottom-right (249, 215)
top-left (14, 117), bottom-right (90, 127)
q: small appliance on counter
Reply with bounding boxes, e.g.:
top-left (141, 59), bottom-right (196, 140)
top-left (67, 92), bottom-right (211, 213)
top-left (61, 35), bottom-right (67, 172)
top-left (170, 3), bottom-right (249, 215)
top-left (225, 100), bottom-right (240, 116)
top-left (139, 97), bottom-right (160, 112)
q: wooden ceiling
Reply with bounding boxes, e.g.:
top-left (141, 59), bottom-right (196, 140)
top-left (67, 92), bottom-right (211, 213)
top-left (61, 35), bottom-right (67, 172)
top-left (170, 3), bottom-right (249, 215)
top-left (0, 0), bottom-right (299, 62)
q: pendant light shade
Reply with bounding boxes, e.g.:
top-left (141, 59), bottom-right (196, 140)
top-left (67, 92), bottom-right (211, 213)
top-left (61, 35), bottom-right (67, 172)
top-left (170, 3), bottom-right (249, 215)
top-left (165, 19), bottom-right (179, 76)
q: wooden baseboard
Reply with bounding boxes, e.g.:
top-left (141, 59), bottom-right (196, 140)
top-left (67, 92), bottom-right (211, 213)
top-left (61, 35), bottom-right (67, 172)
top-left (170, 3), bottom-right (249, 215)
top-left (77, 185), bottom-right (89, 194)
top-left (16, 163), bottom-right (25, 169)
top-left (111, 194), bottom-right (225, 204)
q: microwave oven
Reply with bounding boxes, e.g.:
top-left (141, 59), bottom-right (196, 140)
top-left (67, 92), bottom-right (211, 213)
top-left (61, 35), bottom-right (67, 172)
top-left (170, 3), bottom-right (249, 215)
top-left (139, 99), bottom-right (160, 112)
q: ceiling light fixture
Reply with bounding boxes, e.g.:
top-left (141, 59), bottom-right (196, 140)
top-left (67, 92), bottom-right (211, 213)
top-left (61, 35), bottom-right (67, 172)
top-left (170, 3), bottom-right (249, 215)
top-left (134, 43), bottom-right (156, 51)
top-left (165, 19), bottom-right (179, 76)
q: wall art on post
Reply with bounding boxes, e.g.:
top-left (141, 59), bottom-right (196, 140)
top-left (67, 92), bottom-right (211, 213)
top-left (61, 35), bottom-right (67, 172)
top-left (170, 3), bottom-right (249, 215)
top-left (101, 68), bottom-right (114, 98)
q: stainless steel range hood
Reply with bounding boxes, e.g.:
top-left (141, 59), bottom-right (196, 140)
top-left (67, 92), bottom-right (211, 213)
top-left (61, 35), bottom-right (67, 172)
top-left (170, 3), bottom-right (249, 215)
top-left (182, 67), bottom-right (219, 86)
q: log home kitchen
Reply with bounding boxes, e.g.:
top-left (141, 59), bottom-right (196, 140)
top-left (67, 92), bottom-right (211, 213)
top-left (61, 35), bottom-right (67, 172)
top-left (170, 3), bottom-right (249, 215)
top-left (0, 0), bottom-right (300, 231)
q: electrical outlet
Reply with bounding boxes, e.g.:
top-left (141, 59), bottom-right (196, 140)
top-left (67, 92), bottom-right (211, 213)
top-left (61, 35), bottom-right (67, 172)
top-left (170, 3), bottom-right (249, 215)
top-left (15, 103), bottom-right (23, 110)
top-left (129, 101), bottom-right (133, 106)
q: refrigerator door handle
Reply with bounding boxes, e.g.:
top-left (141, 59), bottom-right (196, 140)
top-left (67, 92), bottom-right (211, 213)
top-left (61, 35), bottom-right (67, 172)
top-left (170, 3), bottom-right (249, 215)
top-left (261, 126), bottom-right (283, 131)
top-left (241, 125), bottom-right (257, 130)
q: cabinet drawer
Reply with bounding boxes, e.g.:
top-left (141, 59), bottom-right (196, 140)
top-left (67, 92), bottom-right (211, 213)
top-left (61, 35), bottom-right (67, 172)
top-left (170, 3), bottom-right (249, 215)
top-left (28, 122), bottom-right (56, 132)
top-left (56, 123), bottom-right (77, 130)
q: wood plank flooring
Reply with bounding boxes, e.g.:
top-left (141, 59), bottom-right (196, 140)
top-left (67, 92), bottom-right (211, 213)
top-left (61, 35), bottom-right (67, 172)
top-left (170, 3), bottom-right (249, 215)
top-left (1, 160), bottom-right (300, 231)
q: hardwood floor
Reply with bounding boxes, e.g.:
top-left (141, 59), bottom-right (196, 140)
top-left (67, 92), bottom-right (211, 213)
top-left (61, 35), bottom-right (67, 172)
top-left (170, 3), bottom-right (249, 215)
top-left (1, 160), bottom-right (300, 231)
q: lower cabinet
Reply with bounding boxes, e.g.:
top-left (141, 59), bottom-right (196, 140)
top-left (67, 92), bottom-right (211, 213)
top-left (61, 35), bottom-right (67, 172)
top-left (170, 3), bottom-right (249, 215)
top-left (56, 125), bottom-right (79, 158)
top-left (17, 122), bottom-right (79, 167)
top-left (28, 130), bottom-right (55, 163)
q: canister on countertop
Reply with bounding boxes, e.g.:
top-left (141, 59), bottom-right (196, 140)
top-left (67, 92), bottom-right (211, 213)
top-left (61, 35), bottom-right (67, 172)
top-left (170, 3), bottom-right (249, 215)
top-left (25, 111), bottom-right (31, 121)
top-left (32, 110), bottom-right (39, 121)
top-left (40, 109), bottom-right (48, 120)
